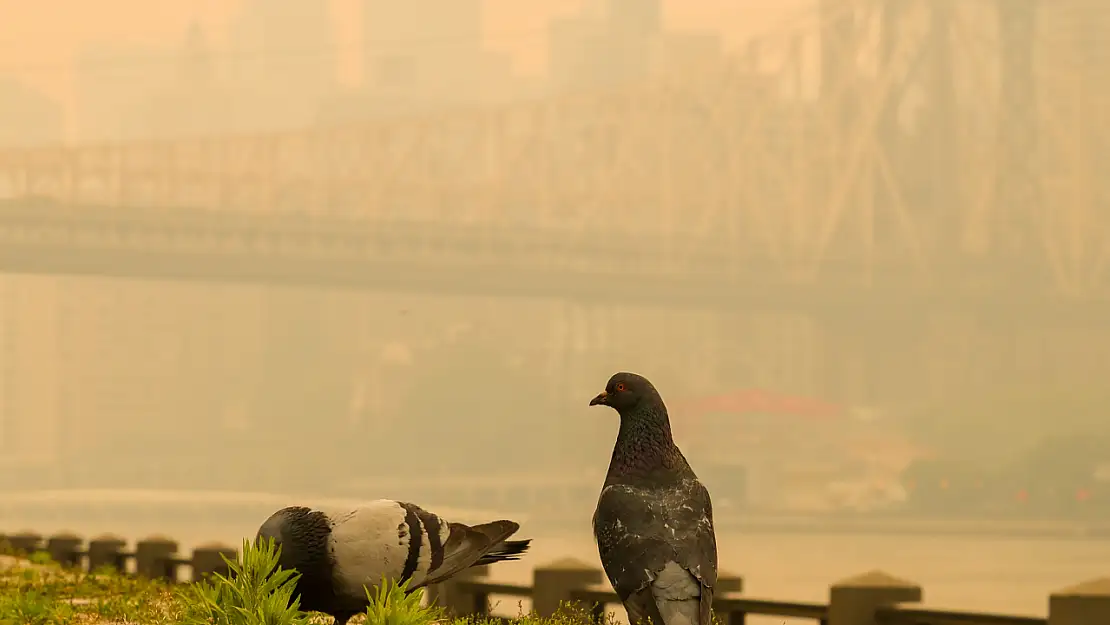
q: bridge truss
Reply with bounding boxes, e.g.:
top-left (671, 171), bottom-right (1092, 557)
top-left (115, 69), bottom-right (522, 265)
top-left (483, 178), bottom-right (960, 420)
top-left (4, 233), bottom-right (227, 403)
top-left (0, 0), bottom-right (1105, 301)
top-left (0, 1), bottom-right (1108, 472)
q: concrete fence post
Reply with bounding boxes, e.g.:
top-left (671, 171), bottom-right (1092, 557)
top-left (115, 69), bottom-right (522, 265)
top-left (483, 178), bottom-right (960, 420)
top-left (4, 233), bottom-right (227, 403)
top-left (711, 571), bottom-right (745, 624)
top-left (427, 564), bottom-right (490, 618)
top-left (88, 534), bottom-right (128, 573)
top-left (828, 571), bottom-right (922, 625)
top-left (46, 532), bottom-right (83, 567)
top-left (1048, 578), bottom-right (1110, 625)
top-left (716, 572), bottom-right (744, 594)
top-left (532, 557), bottom-right (603, 618)
top-left (6, 531), bottom-right (43, 555)
top-left (135, 535), bottom-right (179, 581)
top-left (191, 543), bottom-right (238, 582)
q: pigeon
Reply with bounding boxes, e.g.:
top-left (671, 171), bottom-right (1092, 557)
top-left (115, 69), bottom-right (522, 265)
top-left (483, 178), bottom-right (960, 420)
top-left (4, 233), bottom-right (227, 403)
top-left (255, 500), bottom-right (532, 624)
top-left (588, 372), bottom-right (718, 625)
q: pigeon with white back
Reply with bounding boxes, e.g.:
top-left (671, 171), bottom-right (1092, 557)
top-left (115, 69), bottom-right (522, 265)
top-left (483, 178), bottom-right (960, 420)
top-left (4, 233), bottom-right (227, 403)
top-left (588, 372), bottom-right (718, 625)
top-left (256, 500), bottom-right (531, 624)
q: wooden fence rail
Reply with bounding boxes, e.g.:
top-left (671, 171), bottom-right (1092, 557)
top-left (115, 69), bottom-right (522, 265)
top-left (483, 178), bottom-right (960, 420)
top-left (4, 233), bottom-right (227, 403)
top-left (3, 531), bottom-right (1108, 625)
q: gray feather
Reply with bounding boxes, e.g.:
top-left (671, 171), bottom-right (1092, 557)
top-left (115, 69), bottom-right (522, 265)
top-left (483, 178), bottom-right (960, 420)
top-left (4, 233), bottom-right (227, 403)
top-left (651, 562), bottom-right (703, 625)
top-left (589, 372), bottom-right (719, 625)
top-left (255, 501), bottom-right (531, 625)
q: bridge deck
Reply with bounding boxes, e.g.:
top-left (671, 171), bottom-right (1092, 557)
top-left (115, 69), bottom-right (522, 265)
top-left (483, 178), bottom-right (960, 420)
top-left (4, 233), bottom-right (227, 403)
top-left (0, 198), bottom-right (1105, 321)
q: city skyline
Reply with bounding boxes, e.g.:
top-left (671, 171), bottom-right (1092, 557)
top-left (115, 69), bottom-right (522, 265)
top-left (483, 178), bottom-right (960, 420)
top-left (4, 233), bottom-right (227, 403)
top-left (0, 0), bottom-right (1104, 523)
top-left (1, 0), bottom-right (808, 141)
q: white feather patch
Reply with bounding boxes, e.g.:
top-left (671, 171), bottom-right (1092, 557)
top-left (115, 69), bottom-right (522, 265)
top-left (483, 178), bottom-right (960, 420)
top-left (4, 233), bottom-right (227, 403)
top-left (434, 516), bottom-right (451, 572)
top-left (409, 514), bottom-right (432, 587)
top-left (406, 507), bottom-right (453, 587)
top-left (327, 500), bottom-right (412, 598)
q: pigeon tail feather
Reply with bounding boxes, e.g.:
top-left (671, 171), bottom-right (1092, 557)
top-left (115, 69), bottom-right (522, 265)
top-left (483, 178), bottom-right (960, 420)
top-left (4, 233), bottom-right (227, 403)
top-left (420, 520), bottom-right (522, 586)
top-left (654, 598), bottom-right (701, 625)
top-left (651, 562), bottom-right (703, 625)
top-left (474, 539), bottom-right (531, 565)
top-left (467, 520), bottom-right (520, 546)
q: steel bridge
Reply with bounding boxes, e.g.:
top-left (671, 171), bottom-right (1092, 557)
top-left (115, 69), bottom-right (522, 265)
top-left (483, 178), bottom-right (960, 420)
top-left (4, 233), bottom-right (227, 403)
top-left (0, 0), bottom-right (1108, 476)
top-left (0, 0), bottom-right (1105, 317)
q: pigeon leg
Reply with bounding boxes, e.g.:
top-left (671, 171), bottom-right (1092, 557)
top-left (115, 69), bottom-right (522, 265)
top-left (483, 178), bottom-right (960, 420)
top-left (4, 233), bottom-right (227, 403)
top-left (330, 610), bottom-right (361, 624)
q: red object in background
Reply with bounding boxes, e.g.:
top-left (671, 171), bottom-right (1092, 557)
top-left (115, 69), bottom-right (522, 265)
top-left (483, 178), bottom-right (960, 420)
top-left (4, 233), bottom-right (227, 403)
top-left (681, 389), bottom-right (845, 420)
top-left (1076, 488), bottom-right (1091, 502)
top-left (1016, 489), bottom-right (1029, 503)
top-left (677, 389), bottom-right (844, 438)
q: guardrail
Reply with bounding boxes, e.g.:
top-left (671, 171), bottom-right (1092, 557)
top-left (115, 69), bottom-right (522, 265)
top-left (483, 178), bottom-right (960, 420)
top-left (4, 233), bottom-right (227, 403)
top-left (431, 559), bottom-right (1096, 625)
top-left (0, 530), bottom-right (235, 582)
top-left (3, 530), bottom-right (1107, 625)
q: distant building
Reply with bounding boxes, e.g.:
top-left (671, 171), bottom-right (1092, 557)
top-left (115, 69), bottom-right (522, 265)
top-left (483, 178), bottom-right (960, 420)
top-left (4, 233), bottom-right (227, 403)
top-left (652, 32), bottom-right (727, 77)
top-left (327, 0), bottom-right (518, 119)
top-left (547, 0), bottom-right (725, 92)
top-left (73, 26), bottom-right (232, 141)
top-left (0, 77), bottom-right (64, 146)
top-left (1039, 2), bottom-right (1109, 108)
top-left (364, 0), bottom-right (484, 88)
top-left (226, 0), bottom-right (337, 130)
top-left (607, 0), bottom-right (662, 34)
top-left (548, 12), bottom-right (611, 90)
top-left (141, 22), bottom-right (232, 138)
top-left (675, 389), bottom-right (928, 511)
top-left (72, 42), bottom-right (166, 142)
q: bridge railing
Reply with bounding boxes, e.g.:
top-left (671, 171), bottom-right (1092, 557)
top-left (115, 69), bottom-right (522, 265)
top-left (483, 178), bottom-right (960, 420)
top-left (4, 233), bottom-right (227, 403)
top-left (4, 529), bottom-right (1107, 625)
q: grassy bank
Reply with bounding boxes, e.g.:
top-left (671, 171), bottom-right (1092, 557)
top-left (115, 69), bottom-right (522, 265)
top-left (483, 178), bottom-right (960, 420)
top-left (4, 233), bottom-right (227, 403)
top-left (0, 540), bottom-right (607, 625)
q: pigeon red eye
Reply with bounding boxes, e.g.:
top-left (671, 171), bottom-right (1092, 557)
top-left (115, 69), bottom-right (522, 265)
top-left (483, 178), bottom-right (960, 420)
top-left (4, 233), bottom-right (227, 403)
top-left (615, 383), bottom-right (626, 392)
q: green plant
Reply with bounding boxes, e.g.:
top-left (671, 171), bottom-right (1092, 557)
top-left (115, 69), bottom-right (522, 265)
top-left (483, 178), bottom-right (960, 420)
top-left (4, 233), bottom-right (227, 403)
top-left (178, 536), bottom-right (311, 625)
top-left (363, 577), bottom-right (442, 625)
top-left (27, 551), bottom-right (54, 566)
top-left (0, 536), bottom-right (611, 625)
top-left (0, 548), bottom-right (179, 625)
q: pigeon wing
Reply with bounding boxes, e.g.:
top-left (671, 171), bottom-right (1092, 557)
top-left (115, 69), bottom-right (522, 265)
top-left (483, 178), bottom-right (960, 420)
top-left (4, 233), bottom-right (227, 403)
top-left (417, 520), bottom-right (520, 588)
top-left (624, 585), bottom-right (668, 625)
top-left (593, 480), bottom-right (718, 625)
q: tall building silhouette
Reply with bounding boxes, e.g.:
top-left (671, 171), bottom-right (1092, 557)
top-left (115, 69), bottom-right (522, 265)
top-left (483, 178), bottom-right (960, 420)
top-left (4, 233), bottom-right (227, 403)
top-left (72, 42), bottom-right (166, 141)
top-left (36, 279), bottom-right (275, 487)
top-left (606, 0), bottom-right (662, 36)
top-left (548, 0), bottom-right (721, 91)
top-left (358, 0), bottom-right (514, 113)
top-left (0, 78), bottom-right (64, 146)
top-left (363, 0), bottom-right (482, 90)
top-left (142, 22), bottom-right (232, 137)
top-left (226, 0), bottom-right (337, 130)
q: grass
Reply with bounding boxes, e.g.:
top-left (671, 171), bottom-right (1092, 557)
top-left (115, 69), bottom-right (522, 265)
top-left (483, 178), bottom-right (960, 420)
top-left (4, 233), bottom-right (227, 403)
top-left (0, 538), bottom-right (614, 625)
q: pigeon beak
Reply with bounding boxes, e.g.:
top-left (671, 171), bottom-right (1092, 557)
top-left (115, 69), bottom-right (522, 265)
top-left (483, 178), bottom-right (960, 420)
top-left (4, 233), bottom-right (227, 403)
top-left (589, 391), bottom-right (608, 406)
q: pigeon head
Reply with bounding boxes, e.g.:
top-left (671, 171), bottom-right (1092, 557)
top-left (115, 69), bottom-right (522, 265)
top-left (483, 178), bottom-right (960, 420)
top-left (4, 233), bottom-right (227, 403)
top-left (592, 372), bottom-right (687, 481)
top-left (589, 371), bottom-right (660, 415)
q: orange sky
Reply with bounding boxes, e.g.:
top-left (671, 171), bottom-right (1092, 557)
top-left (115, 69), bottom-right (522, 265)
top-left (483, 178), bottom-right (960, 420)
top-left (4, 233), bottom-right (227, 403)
top-left (0, 0), bottom-right (809, 109)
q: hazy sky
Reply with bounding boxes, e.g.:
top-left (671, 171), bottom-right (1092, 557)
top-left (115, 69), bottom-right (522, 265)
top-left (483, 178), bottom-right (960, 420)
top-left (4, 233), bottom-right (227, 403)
top-left (1, 0), bottom-right (808, 106)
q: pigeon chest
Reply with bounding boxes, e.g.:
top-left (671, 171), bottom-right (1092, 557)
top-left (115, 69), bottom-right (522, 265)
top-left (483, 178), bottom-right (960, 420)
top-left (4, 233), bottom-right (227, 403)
top-left (598, 483), bottom-right (706, 541)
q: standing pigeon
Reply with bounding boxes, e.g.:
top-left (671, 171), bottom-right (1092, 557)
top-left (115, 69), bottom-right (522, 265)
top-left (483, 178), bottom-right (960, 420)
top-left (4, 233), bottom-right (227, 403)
top-left (256, 500), bottom-right (532, 624)
top-left (588, 372), bottom-right (718, 625)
